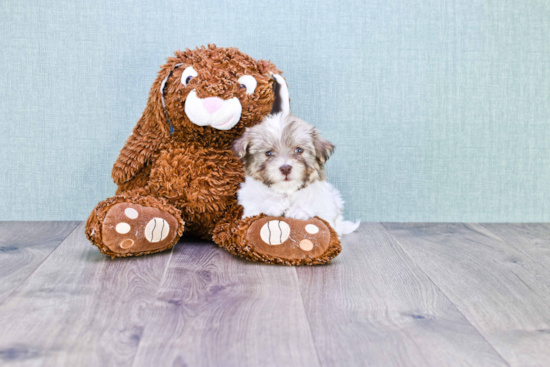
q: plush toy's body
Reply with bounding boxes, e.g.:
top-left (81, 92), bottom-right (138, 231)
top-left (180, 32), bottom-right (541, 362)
top-left (86, 45), bottom-right (341, 265)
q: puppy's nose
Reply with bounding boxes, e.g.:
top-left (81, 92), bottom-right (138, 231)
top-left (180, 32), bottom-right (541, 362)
top-left (279, 165), bottom-right (292, 175)
top-left (203, 97), bottom-right (223, 114)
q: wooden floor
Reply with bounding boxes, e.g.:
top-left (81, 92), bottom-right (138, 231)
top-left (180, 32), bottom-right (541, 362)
top-left (1, 222), bottom-right (549, 366)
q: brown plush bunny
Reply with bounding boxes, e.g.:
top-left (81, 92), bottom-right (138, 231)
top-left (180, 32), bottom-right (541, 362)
top-left (85, 45), bottom-right (341, 265)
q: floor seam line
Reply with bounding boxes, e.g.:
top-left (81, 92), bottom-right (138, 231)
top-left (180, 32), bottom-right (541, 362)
top-left (294, 267), bottom-right (324, 367)
top-left (380, 223), bottom-right (512, 367)
top-left (476, 224), bottom-right (541, 263)
top-left (129, 243), bottom-right (176, 367)
top-left (0, 221), bottom-right (82, 307)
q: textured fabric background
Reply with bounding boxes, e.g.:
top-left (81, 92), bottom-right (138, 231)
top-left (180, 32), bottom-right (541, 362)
top-left (1, 0), bottom-right (549, 221)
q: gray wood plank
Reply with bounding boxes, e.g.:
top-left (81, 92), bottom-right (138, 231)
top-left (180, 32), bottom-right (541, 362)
top-left (132, 239), bottom-right (319, 367)
top-left (0, 222), bottom-right (172, 367)
top-left (296, 223), bottom-right (507, 367)
top-left (481, 223), bottom-right (550, 266)
top-left (384, 223), bottom-right (550, 367)
top-left (0, 221), bottom-right (79, 304)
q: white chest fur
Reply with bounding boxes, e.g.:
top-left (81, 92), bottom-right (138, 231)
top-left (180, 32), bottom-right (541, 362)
top-left (237, 176), bottom-right (351, 235)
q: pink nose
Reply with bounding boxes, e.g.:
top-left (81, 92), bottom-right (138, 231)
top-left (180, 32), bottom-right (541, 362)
top-left (203, 97), bottom-right (223, 114)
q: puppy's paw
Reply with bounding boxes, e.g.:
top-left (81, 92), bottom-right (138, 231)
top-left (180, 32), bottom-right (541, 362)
top-left (244, 206), bottom-right (285, 219)
top-left (244, 216), bottom-right (341, 265)
top-left (284, 208), bottom-right (310, 220)
top-left (264, 207), bottom-right (286, 217)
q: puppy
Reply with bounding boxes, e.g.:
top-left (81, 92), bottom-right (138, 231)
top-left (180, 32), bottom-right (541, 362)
top-left (232, 112), bottom-right (360, 236)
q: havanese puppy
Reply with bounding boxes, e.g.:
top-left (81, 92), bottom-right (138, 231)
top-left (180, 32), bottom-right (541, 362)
top-left (232, 112), bottom-right (360, 236)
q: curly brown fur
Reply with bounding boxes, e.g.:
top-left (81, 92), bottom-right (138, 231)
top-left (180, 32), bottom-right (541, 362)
top-left (146, 140), bottom-right (245, 238)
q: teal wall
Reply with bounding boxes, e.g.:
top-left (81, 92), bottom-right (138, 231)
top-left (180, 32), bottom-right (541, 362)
top-left (1, 0), bottom-right (549, 222)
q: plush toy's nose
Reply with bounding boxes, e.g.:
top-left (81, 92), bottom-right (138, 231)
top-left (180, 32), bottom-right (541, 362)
top-left (202, 97), bottom-right (223, 114)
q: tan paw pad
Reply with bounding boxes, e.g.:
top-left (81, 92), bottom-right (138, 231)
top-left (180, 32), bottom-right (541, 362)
top-left (299, 239), bottom-right (314, 251)
top-left (120, 239), bottom-right (134, 249)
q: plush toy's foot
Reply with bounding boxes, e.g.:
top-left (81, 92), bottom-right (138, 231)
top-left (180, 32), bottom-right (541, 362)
top-left (86, 191), bottom-right (185, 258)
top-left (214, 215), bottom-right (341, 266)
top-left (102, 203), bottom-right (180, 255)
top-left (247, 216), bottom-right (341, 265)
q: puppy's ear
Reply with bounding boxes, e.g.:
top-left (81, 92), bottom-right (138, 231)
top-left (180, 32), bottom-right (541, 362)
top-left (270, 74), bottom-right (290, 117)
top-left (312, 130), bottom-right (335, 163)
top-left (232, 130), bottom-right (252, 161)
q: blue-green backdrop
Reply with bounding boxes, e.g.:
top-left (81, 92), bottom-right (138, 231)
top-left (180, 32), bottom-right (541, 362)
top-left (1, 0), bottom-right (549, 222)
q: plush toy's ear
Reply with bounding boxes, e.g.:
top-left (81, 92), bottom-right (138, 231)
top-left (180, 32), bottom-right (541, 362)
top-left (160, 63), bottom-right (183, 111)
top-left (111, 61), bottom-right (178, 185)
top-left (270, 74), bottom-right (290, 117)
top-left (232, 129), bottom-right (252, 161)
top-left (312, 129), bottom-right (335, 164)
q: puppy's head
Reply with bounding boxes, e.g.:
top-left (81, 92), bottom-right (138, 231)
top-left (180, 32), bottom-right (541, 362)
top-left (233, 113), bottom-right (335, 194)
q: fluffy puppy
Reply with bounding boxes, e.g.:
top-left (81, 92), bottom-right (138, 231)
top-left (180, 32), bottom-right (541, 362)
top-left (232, 112), bottom-right (360, 236)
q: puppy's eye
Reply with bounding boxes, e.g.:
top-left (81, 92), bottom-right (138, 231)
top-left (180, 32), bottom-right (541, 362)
top-left (265, 151), bottom-right (273, 157)
top-left (181, 66), bottom-right (198, 86)
top-left (238, 75), bottom-right (257, 95)
top-left (295, 147), bottom-right (304, 154)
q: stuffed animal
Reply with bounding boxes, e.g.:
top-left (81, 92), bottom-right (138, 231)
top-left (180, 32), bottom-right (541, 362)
top-left (85, 45), bottom-right (341, 265)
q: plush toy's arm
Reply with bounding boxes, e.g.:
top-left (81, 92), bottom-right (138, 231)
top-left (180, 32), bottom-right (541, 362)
top-left (111, 116), bottom-right (166, 185)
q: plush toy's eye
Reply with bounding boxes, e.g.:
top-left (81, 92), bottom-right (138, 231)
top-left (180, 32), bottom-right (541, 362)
top-left (295, 147), bottom-right (304, 154)
top-left (238, 75), bottom-right (257, 95)
top-left (265, 151), bottom-right (273, 157)
top-left (181, 66), bottom-right (198, 86)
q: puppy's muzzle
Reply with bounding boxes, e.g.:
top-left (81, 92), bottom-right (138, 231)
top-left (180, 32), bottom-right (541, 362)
top-left (280, 165), bottom-right (292, 178)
